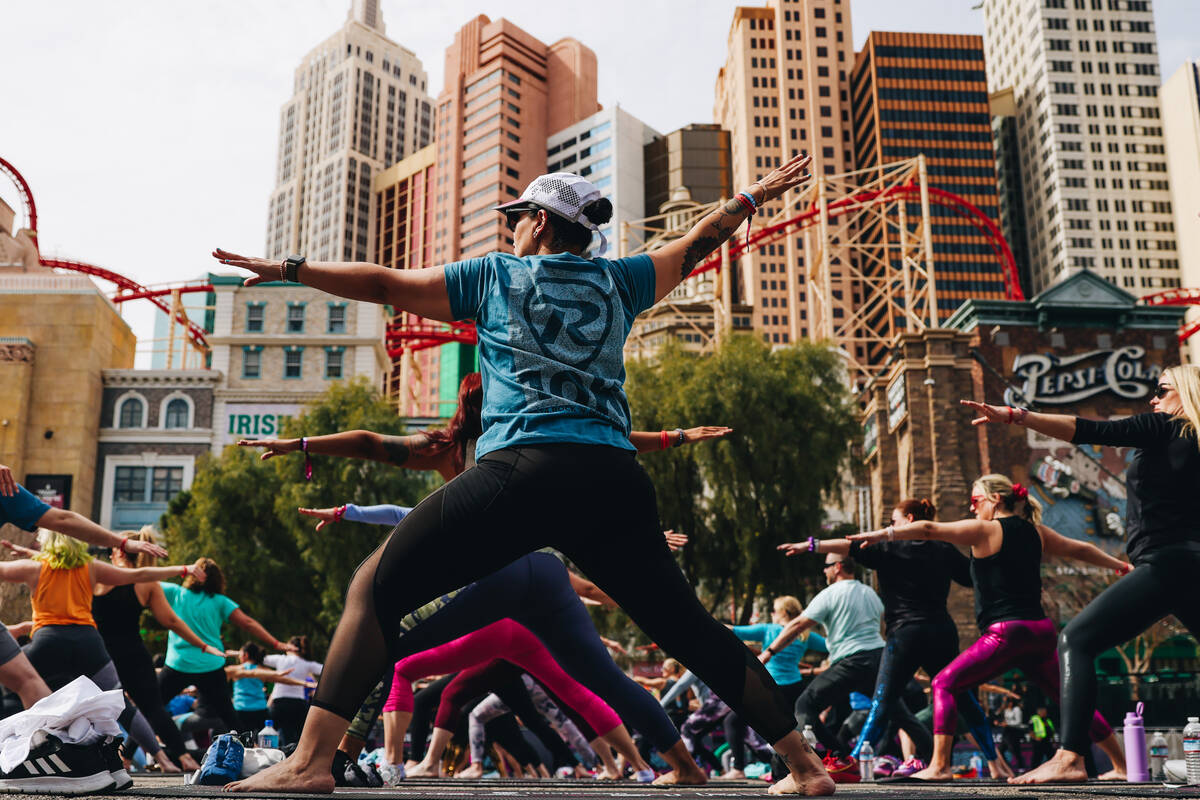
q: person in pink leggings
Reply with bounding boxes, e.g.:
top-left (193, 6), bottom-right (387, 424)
top-left (381, 619), bottom-right (653, 779)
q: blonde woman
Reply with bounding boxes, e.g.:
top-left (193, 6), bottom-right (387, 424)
top-left (93, 527), bottom-right (226, 771)
top-left (962, 365), bottom-right (1200, 784)
top-left (849, 475), bottom-right (1130, 782)
top-left (0, 530), bottom-right (204, 775)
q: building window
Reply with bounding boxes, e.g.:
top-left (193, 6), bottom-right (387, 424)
top-left (243, 347), bottom-right (262, 379)
top-left (286, 303), bottom-right (306, 333)
top-left (117, 397), bottom-right (144, 429)
top-left (114, 466), bottom-right (183, 503)
top-left (284, 348), bottom-right (304, 379)
top-left (246, 303), bottom-right (265, 333)
top-left (325, 348), bottom-right (344, 379)
top-left (164, 398), bottom-right (189, 429)
top-left (114, 467), bottom-right (147, 502)
top-left (327, 303), bottom-right (347, 333)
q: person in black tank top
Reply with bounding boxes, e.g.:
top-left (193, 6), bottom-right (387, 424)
top-left (782, 497), bottom-right (1006, 778)
top-left (964, 365), bottom-right (1200, 784)
top-left (850, 474), bottom-right (1129, 782)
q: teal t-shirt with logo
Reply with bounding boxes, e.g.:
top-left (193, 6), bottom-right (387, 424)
top-left (443, 251), bottom-right (657, 458)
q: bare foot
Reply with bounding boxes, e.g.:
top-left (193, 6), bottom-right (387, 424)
top-left (596, 767), bottom-right (622, 780)
top-left (180, 753), bottom-right (201, 772)
top-left (225, 757), bottom-right (335, 793)
top-left (1008, 751), bottom-right (1088, 785)
top-left (989, 757), bottom-right (1015, 779)
top-left (715, 769), bottom-right (746, 780)
top-left (767, 772), bottom-right (836, 795)
top-left (1098, 767), bottom-right (1125, 781)
top-left (652, 765), bottom-right (707, 786)
top-left (911, 765), bottom-right (955, 781)
top-left (455, 762), bottom-right (484, 779)
top-left (406, 760), bottom-right (441, 778)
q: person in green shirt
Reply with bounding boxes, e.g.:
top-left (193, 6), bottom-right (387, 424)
top-left (1030, 707), bottom-right (1057, 767)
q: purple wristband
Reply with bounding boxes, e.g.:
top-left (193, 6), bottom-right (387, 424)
top-left (806, 536), bottom-right (816, 553)
top-left (301, 437), bottom-right (312, 481)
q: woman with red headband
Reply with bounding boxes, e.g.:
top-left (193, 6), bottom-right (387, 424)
top-left (849, 474), bottom-right (1129, 781)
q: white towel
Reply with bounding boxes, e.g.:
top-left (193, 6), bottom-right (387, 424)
top-left (0, 677), bottom-right (123, 771)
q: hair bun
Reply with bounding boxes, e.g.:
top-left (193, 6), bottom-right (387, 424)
top-left (919, 498), bottom-right (937, 517)
top-left (581, 198), bottom-right (613, 226)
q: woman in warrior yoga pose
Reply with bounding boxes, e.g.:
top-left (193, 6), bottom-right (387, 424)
top-left (780, 497), bottom-right (1009, 779)
top-left (0, 529), bottom-right (205, 775)
top-left (848, 475), bottom-right (1130, 781)
top-left (218, 154), bottom-right (832, 797)
top-left (963, 366), bottom-right (1200, 784)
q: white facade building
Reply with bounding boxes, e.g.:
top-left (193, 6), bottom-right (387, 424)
top-left (546, 106), bottom-right (660, 254)
top-left (1162, 60), bottom-right (1200, 360)
top-left (266, 0), bottom-right (434, 262)
top-left (982, 0), bottom-right (1178, 295)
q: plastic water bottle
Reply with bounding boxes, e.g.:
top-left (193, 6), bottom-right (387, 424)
top-left (1184, 717), bottom-right (1200, 785)
top-left (1123, 703), bottom-right (1149, 782)
top-left (803, 725), bottom-right (818, 752)
top-left (969, 752), bottom-right (984, 778)
top-left (257, 720), bottom-right (279, 750)
top-left (1149, 731), bottom-right (1168, 781)
top-left (858, 739), bottom-right (875, 782)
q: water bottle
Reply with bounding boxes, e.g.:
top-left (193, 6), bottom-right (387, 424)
top-left (1123, 702), bottom-right (1149, 782)
top-left (1184, 716), bottom-right (1200, 785)
top-left (969, 752), bottom-right (984, 778)
top-left (858, 739), bottom-right (875, 782)
top-left (1149, 731), bottom-right (1168, 781)
top-left (803, 724), bottom-right (818, 752)
top-left (257, 720), bottom-right (279, 750)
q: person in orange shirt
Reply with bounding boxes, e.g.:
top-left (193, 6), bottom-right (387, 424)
top-left (0, 529), bottom-right (205, 777)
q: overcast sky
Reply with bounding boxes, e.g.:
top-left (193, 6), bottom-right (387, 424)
top-left (1, 1), bottom-right (1195, 359)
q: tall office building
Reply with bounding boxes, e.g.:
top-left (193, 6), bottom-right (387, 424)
top-left (644, 124), bottom-right (733, 216)
top-left (546, 106), bottom-right (659, 254)
top-left (265, 0), bottom-right (433, 262)
top-left (990, 87), bottom-right (1035, 297)
top-left (982, 0), bottom-right (1178, 295)
top-left (851, 31), bottom-right (1011, 355)
top-left (715, 0), bottom-right (856, 347)
top-left (431, 15), bottom-right (600, 264)
top-left (1162, 60), bottom-right (1200, 361)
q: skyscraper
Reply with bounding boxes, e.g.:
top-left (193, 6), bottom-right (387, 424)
top-left (851, 31), bottom-right (1011, 355)
top-left (643, 124), bottom-right (733, 216)
top-left (430, 15), bottom-right (600, 265)
top-left (1161, 60), bottom-right (1200, 360)
top-left (715, 0), bottom-right (856, 347)
top-left (265, 0), bottom-right (434, 263)
top-left (981, 0), bottom-right (1178, 295)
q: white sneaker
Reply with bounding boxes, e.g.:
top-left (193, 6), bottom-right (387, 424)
top-left (378, 762), bottom-right (406, 786)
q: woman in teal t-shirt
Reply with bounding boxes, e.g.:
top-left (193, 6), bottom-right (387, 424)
top-left (158, 558), bottom-right (294, 730)
top-left (226, 642), bottom-right (313, 733)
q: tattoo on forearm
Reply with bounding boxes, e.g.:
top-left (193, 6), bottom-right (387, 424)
top-left (679, 197), bottom-right (751, 280)
top-left (381, 437), bottom-right (411, 466)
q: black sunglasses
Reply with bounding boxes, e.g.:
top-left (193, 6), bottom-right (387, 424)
top-left (1153, 384), bottom-right (1174, 399)
top-left (503, 206), bottom-right (538, 232)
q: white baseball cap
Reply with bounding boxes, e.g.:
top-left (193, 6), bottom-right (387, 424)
top-left (495, 172), bottom-right (609, 256)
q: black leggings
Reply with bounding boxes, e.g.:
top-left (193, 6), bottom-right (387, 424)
top-left (1058, 545), bottom-right (1200, 754)
top-left (267, 697), bottom-right (309, 748)
top-left (793, 647), bottom-right (893, 755)
top-left (106, 637), bottom-right (193, 760)
top-left (159, 665), bottom-right (236, 733)
top-left (725, 681), bottom-right (803, 769)
top-left (853, 621), bottom-right (994, 761)
top-left (313, 445), bottom-right (794, 744)
top-left (410, 674), bottom-right (455, 761)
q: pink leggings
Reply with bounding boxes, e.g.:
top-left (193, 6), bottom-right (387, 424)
top-left (932, 617), bottom-right (1111, 742)
top-left (382, 619), bottom-right (621, 737)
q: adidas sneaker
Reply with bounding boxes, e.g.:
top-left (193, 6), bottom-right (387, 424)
top-left (99, 737), bottom-right (132, 791)
top-left (0, 731), bottom-right (115, 795)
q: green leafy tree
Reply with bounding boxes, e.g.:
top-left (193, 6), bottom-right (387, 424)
top-left (161, 378), bottom-right (439, 653)
top-left (626, 335), bottom-right (857, 625)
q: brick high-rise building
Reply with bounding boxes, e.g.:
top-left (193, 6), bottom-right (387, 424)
top-left (431, 15), bottom-right (600, 264)
top-left (981, 0), bottom-right (1179, 296)
top-left (851, 32), bottom-right (1012, 360)
top-left (265, 0), bottom-right (433, 262)
top-left (715, 0), bottom-right (856, 347)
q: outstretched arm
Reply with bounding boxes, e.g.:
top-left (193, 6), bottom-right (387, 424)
top-left (960, 401), bottom-right (1076, 443)
top-left (90, 561), bottom-right (205, 587)
top-left (1038, 524), bottom-right (1131, 574)
top-left (238, 430), bottom-right (441, 469)
top-left (35, 508), bottom-right (168, 559)
top-left (649, 154), bottom-right (811, 302)
top-left (140, 582), bottom-right (225, 656)
top-left (229, 608), bottom-right (295, 652)
top-left (777, 538), bottom-right (851, 557)
top-left (849, 518), bottom-right (993, 549)
top-left (761, 615), bottom-right (817, 662)
top-left (213, 250), bottom-right (454, 322)
top-left (628, 426), bottom-right (732, 453)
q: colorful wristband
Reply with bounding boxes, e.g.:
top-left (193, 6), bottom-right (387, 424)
top-left (806, 536), bottom-right (816, 553)
top-left (333, 505), bottom-right (346, 522)
top-left (660, 431), bottom-right (669, 450)
top-left (180, 566), bottom-right (188, 578)
top-left (301, 437), bottom-right (313, 481)
top-left (120, 536), bottom-right (129, 554)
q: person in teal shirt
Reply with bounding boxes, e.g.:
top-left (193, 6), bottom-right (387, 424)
top-left (720, 596), bottom-right (827, 778)
top-left (227, 642), bottom-right (313, 734)
top-left (158, 558), bottom-right (294, 730)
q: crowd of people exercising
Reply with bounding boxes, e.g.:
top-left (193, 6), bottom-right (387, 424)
top-left (0, 156), bottom-right (1193, 797)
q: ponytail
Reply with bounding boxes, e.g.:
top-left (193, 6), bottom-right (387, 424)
top-left (974, 474), bottom-right (1041, 525)
top-left (895, 497), bottom-right (936, 521)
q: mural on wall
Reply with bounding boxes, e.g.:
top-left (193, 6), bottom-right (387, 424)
top-left (1026, 429), bottom-right (1131, 546)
